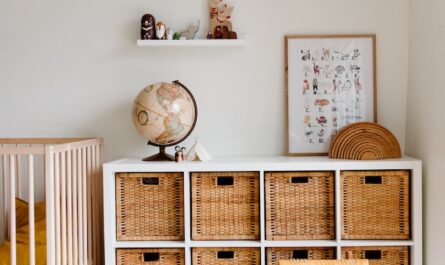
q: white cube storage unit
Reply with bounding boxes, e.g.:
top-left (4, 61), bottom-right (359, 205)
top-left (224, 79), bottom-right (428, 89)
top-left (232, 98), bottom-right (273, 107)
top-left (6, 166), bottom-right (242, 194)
top-left (103, 156), bottom-right (422, 265)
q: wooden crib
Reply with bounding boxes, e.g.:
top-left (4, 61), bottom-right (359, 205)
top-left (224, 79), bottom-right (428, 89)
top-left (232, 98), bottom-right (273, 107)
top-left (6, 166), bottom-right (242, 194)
top-left (0, 138), bottom-right (103, 265)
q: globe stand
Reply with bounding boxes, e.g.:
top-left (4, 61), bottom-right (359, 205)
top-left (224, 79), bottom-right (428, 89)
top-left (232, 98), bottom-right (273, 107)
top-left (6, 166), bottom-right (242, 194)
top-left (143, 146), bottom-right (174, 161)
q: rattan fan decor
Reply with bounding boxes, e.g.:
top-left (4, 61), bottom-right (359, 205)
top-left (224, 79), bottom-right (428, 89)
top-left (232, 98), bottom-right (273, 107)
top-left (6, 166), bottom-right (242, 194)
top-left (328, 122), bottom-right (401, 160)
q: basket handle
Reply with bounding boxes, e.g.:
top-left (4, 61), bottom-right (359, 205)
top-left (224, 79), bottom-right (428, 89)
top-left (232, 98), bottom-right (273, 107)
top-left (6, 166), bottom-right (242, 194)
top-left (217, 176), bottom-right (234, 186)
top-left (291, 176), bottom-right (309, 184)
top-left (364, 250), bottom-right (382, 259)
top-left (365, 176), bottom-right (382, 184)
top-left (143, 252), bottom-right (160, 262)
top-left (142, 177), bottom-right (159, 185)
top-left (217, 251), bottom-right (235, 259)
top-left (292, 250), bottom-right (309, 259)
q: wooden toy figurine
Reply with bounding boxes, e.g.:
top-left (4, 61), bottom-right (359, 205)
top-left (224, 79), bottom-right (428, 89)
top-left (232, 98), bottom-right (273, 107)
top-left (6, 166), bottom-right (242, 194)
top-left (141, 14), bottom-right (156, 40)
top-left (156, 22), bottom-right (166, 40)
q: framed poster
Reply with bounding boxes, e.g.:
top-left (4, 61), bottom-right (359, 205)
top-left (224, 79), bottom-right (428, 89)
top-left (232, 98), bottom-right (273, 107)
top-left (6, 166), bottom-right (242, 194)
top-left (286, 34), bottom-right (377, 156)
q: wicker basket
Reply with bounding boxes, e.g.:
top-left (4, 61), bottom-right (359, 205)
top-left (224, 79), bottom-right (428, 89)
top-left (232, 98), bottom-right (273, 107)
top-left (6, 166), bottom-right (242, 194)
top-left (192, 247), bottom-right (260, 265)
top-left (341, 171), bottom-right (410, 240)
top-left (265, 172), bottom-right (335, 240)
top-left (117, 248), bottom-right (185, 265)
top-left (267, 247), bottom-right (336, 265)
top-left (192, 172), bottom-right (260, 240)
top-left (341, 246), bottom-right (409, 265)
top-left (116, 172), bottom-right (184, 241)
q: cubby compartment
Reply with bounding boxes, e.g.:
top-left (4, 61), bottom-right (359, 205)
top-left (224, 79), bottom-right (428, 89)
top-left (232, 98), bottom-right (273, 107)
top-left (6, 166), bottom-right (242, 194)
top-left (341, 170), bottom-right (410, 240)
top-left (192, 247), bottom-right (260, 265)
top-left (265, 171), bottom-right (335, 240)
top-left (117, 248), bottom-right (185, 265)
top-left (191, 171), bottom-right (260, 240)
top-left (116, 172), bottom-right (184, 241)
top-left (266, 247), bottom-right (336, 265)
top-left (342, 246), bottom-right (409, 265)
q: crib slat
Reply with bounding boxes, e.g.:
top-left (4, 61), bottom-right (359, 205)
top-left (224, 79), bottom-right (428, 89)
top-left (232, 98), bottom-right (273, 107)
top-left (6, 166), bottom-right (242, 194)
top-left (87, 146), bottom-right (93, 264)
top-left (55, 153), bottom-right (61, 265)
top-left (82, 147), bottom-right (88, 265)
top-left (15, 151), bottom-right (21, 199)
top-left (93, 145), bottom-right (100, 265)
top-left (72, 149), bottom-right (78, 265)
top-left (2, 152), bottom-right (8, 241)
top-left (10, 155), bottom-right (16, 265)
top-left (67, 150), bottom-right (73, 265)
top-left (77, 148), bottom-right (84, 264)
top-left (45, 147), bottom-right (56, 265)
top-left (29, 154), bottom-right (36, 265)
top-left (61, 152), bottom-right (67, 265)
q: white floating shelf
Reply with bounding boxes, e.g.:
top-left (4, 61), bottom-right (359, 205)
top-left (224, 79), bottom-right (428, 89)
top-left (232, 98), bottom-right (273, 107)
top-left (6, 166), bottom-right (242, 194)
top-left (137, 38), bottom-right (246, 47)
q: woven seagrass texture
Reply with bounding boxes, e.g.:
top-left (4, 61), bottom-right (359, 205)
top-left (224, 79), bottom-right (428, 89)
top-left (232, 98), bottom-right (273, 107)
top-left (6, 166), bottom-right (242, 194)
top-left (265, 172), bottom-right (335, 240)
top-left (267, 247), bottom-right (336, 265)
top-left (280, 260), bottom-right (368, 265)
top-left (341, 246), bottom-right (409, 265)
top-left (191, 172), bottom-right (260, 240)
top-left (192, 247), bottom-right (260, 265)
top-left (116, 172), bottom-right (184, 241)
top-left (117, 248), bottom-right (185, 265)
top-left (341, 171), bottom-right (410, 240)
top-left (328, 122), bottom-right (401, 160)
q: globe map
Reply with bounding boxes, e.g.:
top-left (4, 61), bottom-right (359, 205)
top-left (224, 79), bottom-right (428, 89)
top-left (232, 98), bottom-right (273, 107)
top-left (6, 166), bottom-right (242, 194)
top-left (132, 82), bottom-right (197, 146)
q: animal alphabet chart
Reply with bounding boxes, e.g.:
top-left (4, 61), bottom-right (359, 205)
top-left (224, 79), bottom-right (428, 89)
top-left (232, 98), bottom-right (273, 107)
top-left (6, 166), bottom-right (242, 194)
top-left (287, 35), bottom-right (376, 155)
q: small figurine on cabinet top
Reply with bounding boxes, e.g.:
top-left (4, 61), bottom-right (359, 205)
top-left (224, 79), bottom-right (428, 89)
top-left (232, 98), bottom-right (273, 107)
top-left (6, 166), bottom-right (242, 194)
top-left (209, 0), bottom-right (236, 39)
top-left (174, 146), bottom-right (187, 162)
top-left (214, 26), bottom-right (223, 39)
top-left (180, 19), bottom-right (200, 40)
top-left (156, 22), bottom-right (166, 40)
top-left (206, 31), bottom-right (213, 39)
top-left (140, 14), bottom-right (156, 40)
top-left (166, 28), bottom-right (174, 40)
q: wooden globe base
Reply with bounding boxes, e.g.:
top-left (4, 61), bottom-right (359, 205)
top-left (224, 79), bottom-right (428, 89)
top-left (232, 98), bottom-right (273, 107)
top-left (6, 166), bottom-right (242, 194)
top-left (328, 122), bottom-right (401, 160)
top-left (143, 146), bottom-right (174, 161)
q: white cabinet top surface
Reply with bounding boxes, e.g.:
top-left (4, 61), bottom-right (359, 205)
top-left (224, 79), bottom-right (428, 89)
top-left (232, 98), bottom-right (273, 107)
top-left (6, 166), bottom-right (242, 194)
top-left (104, 156), bottom-right (421, 172)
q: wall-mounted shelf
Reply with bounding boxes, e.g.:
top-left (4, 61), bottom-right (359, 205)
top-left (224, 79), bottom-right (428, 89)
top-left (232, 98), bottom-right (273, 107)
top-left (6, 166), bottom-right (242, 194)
top-left (137, 38), bottom-right (246, 47)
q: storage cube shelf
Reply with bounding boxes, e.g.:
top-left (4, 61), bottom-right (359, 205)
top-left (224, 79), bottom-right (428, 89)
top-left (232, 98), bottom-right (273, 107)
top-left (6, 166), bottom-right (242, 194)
top-left (104, 156), bottom-right (422, 265)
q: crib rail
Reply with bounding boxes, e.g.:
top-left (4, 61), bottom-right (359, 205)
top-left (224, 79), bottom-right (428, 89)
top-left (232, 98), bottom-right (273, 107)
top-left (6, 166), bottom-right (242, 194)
top-left (0, 138), bottom-right (103, 265)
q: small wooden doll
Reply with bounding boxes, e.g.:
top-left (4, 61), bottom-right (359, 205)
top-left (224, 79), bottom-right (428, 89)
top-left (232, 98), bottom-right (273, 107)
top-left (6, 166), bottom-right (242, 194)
top-left (141, 14), bottom-right (156, 40)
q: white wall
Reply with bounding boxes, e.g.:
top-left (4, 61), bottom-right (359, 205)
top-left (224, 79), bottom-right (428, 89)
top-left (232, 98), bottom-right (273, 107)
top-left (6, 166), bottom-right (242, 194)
top-left (407, 0), bottom-right (445, 263)
top-left (0, 0), bottom-right (410, 161)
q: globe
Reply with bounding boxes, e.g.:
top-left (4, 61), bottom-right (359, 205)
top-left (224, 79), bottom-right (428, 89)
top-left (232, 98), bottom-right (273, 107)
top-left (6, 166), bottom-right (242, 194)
top-left (132, 81), bottom-right (197, 161)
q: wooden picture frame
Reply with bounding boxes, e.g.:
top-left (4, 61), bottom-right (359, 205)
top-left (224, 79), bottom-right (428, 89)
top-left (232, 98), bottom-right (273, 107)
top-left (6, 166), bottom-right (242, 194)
top-left (286, 34), bottom-right (377, 156)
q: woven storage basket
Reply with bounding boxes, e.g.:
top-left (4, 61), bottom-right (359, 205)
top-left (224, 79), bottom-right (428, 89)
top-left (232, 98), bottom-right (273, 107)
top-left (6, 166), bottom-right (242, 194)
top-left (265, 172), bottom-right (335, 240)
top-left (342, 246), bottom-right (409, 265)
top-left (267, 247), bottom-right (336, 265)
top-left (341, 171), bottom-right (410, 240)
top-left (116, 172), bottom-right (184, 241)
top-left (117, 248), bottom-right (185, 265)
top-left (192, 247), bottom-right (260, 265)
top-left (192, 172), bottom-right (260, 240)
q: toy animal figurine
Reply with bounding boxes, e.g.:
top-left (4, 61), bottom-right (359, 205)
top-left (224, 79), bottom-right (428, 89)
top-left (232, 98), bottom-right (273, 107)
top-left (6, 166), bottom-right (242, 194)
top-left (209, 0), bottom-right (234, 36)
top-left (214, 26), bottom-right (223, 39)
top-left (181, 20), bottom-right (200, 40)
top-left (166, 28), bottom-right (174, 40)
top-left (156, 22), bottom-right (166, 40)
top-left (140, 14), bottom-right (156, 40)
